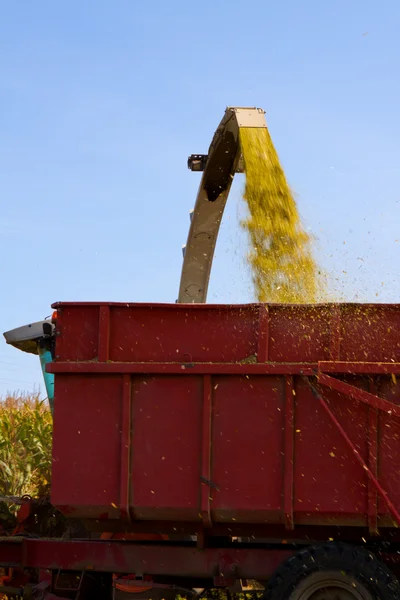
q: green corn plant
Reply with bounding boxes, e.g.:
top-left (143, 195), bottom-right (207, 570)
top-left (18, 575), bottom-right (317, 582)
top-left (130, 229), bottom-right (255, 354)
top-left (0, 393), bottom-right (53, 501)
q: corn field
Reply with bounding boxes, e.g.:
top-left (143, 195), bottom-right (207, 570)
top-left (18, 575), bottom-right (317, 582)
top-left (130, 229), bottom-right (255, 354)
top-left (0, 393), bottom-right (52, 523)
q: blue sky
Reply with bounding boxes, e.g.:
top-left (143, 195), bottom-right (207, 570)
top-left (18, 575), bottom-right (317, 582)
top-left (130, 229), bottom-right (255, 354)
top-left (1, 0), bottom-right (400, 396)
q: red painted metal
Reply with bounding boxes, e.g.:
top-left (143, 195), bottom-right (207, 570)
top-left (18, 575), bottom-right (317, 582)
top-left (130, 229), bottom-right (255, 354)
top-left (283, 376), bottom-right (294, 530)
top-left (328, 305), bottom-right (341, 360)
top-left (120, 374), bottom-right (132, 522)
top-left (48, 362), bottom-right (316, 375)
top-left (200, 375), bottom-right (212, 529)
top-left (0, 538), bottom-right (293, 581)
top-left (319, 361), bottom-right (400, 374)
top-left (368, 396), bottom-right (379, 534)
top-left (318, 373), bottom-right (400, 418)
top-left (98, 305), bottom-right (110, 362)
top-left (257, 304), bottom-right (269, 361)
top-left (48, 302), bottom-right (400, 535)
top-left (52, 302), bottom-right (400, 364)
top-left (310, 382), bottom-right (400, 527)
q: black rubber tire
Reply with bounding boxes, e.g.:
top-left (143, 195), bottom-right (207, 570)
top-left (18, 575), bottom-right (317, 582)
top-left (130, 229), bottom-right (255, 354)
top-left (265, 542), bottom-right (400, 600)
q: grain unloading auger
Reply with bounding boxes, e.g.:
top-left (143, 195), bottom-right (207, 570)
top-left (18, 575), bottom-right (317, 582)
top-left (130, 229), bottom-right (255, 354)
top-left (178, 106), bottom-right (267, 303)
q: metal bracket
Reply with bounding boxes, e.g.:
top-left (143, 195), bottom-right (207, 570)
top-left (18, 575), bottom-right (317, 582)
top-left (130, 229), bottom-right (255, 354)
top-left (309, 377), bottom-right (400, 529)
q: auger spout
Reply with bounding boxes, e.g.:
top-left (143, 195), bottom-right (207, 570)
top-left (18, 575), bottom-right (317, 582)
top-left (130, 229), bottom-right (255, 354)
top-left (178, 107), bottom-right (267, 304)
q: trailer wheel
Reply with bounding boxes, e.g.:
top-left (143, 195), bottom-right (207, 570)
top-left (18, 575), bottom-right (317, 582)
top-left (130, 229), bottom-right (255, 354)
top-left (265, 542), bottom-right (399, 600)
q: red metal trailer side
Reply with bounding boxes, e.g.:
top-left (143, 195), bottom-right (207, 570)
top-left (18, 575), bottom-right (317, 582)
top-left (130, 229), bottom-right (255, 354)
top-left (48, 302), bottom-right (400, 535)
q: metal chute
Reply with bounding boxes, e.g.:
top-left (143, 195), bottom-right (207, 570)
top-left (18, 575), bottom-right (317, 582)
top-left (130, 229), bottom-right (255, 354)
top-left (177, 107), bottom-right (267, 304)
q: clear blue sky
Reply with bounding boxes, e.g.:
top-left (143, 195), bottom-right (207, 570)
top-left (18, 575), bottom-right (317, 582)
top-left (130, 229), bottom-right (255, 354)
top-left (1, 0), bottom-right (400, 396)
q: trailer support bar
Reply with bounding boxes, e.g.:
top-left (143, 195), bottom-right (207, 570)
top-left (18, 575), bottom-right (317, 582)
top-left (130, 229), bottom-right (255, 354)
top-left (309, 382), bottom-right (400, 528)
top-left (0, 538), bottom-right (293, 581)
top-left (317, 373), bottom-right (400, 419)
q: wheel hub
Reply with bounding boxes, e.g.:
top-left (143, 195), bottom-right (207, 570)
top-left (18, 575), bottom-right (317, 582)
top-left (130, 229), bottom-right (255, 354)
top-left (291, 571), bottom-right (375, 600)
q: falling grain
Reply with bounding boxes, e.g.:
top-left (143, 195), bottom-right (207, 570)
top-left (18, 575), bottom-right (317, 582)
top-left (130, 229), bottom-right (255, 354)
top-left (239, 127), bottom-right (323, 303)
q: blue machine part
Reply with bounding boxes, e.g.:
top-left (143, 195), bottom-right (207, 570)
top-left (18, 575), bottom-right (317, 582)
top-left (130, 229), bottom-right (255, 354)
top-left (38, 346), bottom-right (55, 416)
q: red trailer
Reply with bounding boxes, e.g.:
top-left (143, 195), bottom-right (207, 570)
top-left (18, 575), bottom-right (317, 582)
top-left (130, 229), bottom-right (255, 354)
top-left (2, 300), bottom-right (400, 599)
